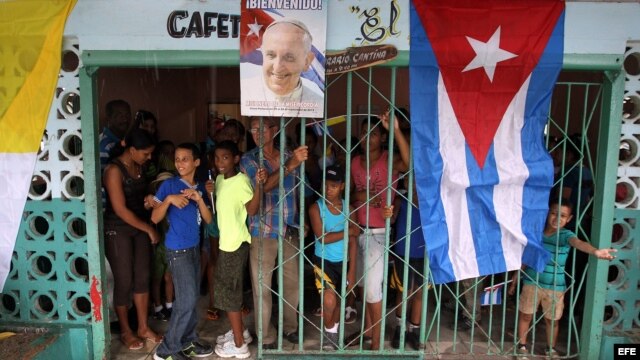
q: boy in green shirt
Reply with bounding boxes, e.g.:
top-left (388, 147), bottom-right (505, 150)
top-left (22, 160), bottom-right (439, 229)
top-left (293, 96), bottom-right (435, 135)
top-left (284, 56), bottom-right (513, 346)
top-left (210, 141), bottom-right (266, 359)
top-left (509, 199), bottom-right (616, 358)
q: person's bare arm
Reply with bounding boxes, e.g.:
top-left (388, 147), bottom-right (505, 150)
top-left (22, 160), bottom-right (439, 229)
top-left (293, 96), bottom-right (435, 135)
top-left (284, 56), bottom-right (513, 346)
top-left (263, 145), bottom-right (309, 192)
top-left (507, 266), bottom-right (527, 295)
top-left (381, 110), bottom-right (410, 173)
top-left (347, 205), bottom-right (361, 238)
top-left (382, 196), bottom-right (402, 224)
top-left (246, 168), bottom-right (266, 216)
top-left (347, 207), bottom-right (359, 289)
top-left (569, 237), bottom-right (616, 260)
top-left (104, 165), bottom-right (158, 243)
top-left (309, 202), bottom-right (345, 244)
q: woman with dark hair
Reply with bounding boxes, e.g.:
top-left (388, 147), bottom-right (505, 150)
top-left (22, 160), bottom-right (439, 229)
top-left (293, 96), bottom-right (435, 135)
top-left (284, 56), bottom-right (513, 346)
top-left (134, 110), bottom-right (158, 140)
top-left (103, 128), bottom-right (162, 350)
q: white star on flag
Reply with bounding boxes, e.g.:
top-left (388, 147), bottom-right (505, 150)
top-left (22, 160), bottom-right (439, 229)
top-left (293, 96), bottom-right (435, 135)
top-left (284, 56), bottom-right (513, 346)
top-left (462, 26), bottom-right (517, 82)
top-left (247, 18), bottom-right (263, 37)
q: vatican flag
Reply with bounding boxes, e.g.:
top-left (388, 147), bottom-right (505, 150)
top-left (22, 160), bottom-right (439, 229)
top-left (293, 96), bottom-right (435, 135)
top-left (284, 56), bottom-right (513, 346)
top-left (0, 0), bottom-right (76, 291)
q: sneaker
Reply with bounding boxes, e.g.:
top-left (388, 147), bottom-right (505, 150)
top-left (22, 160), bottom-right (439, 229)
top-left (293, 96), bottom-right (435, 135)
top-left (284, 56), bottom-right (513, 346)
top-left (284, 330), bottom-right (299, 343)
top-left (344, 306), bottom-right (357, 324)
top-left (312, 307), bottom-right (323, 317)
top-left (391, 326), bottom-right (402, 349)
top-left (163, 307), bottom-right (172, 320)
top-left (153, 310), bottom-right (168, 321)
top-left (216, 328), bottom-right (253, 345)
top-left (406, 330), bottom-right (421, 351)
top-left (214, 341), bottom-right (250, 359)
top-left (545, 347), bottom-right (560, 359)
top-left (322, 330), bottom-right (339, 351)
top-left (181, 340), bottom-right (214, 358)
top-left (153, 307), bottom-right (172, 321)
top-left (153, 352), bottom-right (189, 360)
top-left (515, 343), bottom-right (530, 360)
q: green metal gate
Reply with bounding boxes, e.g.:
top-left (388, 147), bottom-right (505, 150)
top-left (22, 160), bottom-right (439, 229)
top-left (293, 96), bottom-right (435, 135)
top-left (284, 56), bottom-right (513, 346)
top-left (242, 64), bottom-right (624, 359)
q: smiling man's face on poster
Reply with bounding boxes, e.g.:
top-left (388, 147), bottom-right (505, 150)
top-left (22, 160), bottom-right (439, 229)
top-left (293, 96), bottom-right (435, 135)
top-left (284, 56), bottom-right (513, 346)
top-left (240, 2), bottom-right (327, 118)
top-left (261, 21), bottom-right (315, 97)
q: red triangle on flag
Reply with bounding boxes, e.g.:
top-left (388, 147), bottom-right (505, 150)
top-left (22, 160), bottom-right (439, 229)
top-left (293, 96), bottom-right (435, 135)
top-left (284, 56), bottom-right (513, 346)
top-left (413, 0), bottom-right (563, 168)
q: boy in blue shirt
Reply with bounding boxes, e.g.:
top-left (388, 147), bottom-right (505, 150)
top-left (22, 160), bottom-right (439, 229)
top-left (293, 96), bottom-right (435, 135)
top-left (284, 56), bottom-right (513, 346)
top-left (509, 199), bottom-right (616, 358)
top-left (308, 165), bottom-right (360, 350)
top-left (151, 143), bottom-right (214, 360)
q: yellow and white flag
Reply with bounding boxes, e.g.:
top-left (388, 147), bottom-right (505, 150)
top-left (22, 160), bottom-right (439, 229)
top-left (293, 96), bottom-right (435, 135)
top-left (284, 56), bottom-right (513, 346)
top-left (0, 0), bottom-right (76, 291)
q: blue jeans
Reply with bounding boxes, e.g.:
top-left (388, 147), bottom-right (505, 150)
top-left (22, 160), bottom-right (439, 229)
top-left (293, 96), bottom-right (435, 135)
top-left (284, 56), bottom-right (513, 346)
top-left (156, 246), bottom-right (200, 355)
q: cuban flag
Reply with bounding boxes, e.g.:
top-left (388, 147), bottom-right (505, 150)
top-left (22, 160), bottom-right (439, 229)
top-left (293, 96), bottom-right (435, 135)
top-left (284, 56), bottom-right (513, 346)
top-left (480, 280), bottom-right (511, 306)
top-left (410, 0), bottom-right (564, 284)
top-left (481, 287), bottom-right (502, 306)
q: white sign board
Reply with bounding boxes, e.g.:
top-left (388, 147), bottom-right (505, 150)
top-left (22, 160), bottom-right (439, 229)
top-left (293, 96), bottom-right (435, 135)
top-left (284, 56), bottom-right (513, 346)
top-left (65, 1), bottom-right (640, 56)
top-left (65, 0), bottom-right (410, 52)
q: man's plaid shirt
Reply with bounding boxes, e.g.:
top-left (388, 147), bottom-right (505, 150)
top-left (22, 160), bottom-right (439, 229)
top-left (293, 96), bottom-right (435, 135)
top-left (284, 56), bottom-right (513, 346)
top-left (240, 147), bottom-right (300, 239)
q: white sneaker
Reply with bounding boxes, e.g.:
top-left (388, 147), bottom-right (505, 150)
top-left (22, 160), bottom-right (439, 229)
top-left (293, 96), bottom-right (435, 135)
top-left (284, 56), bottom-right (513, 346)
top-left (545, 347), bottom-right (560, 359)
top-left (344, 306), bottom-right (357, 324)
top-left (216, 328), bottom-right (253, 345)
top-left (515, 344), bottom-right (530, 360)
top-left (215, 341), bottom-right (250, 359)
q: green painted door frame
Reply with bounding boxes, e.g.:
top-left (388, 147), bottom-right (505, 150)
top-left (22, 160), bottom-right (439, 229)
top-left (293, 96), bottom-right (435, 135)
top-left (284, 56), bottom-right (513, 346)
top-left (578, 68), bottom-right (624, 360)
top-left (79, 66), bottom-right (108, 360)
top-left (77, 49), bottom-right (624, 359)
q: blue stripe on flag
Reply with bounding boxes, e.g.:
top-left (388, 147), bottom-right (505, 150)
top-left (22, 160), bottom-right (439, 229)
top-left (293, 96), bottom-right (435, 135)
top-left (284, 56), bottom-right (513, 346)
top-left (520, 11), bottom-right (564, 272)
top-left (303, 46), bottom-right (326, 91)
top-left (410, 2), bottom-right (455, 284)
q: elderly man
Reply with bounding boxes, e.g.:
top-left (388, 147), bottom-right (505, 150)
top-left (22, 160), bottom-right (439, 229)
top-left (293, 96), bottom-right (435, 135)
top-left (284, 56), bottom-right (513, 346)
top-left (241, 19), bottom-right (324, 118)
top-left (240, 117), bottom-right (309, 349)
